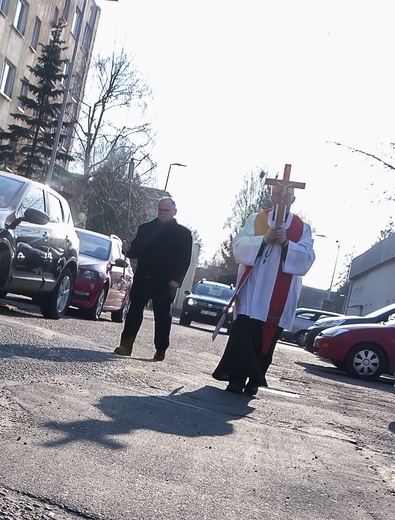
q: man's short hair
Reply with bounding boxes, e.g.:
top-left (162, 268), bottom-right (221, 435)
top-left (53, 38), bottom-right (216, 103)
top-left (158, 197), bottom-right (176, 209)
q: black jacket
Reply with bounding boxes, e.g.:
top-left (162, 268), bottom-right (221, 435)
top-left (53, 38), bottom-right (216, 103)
top-left (126, 217), bottom-right (192, 302)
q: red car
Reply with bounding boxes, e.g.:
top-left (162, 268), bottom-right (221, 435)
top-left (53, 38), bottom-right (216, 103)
top-left (70, 229), bottom-right (133, 321)
top-left (315, 321), bottom-right (395, 381)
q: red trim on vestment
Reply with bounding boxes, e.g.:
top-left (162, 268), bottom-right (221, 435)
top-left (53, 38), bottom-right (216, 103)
top-left (261, 213), bottom-right (304, 353)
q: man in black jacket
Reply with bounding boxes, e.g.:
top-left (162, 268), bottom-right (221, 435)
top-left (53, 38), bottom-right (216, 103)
top-left (114, 197), bottom-right (193, 360)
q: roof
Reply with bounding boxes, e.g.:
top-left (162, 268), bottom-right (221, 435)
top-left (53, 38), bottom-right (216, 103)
top-left (349, 233), bottom-right (395, 279)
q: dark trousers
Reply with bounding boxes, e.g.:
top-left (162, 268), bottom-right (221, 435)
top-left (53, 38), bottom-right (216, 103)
top-left (260, 326), bottom-right (284, 376)
top-left (121, 296), bottom-right (172, 351)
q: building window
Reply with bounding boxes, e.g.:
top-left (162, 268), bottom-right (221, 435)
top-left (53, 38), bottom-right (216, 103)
top-left (52, 6), bottom-right (59, 25)
top-left (0, 60), bottom-right (16, 98)
top-left (13, 0), bottom-right (28, 35)
top-left (71, 72), bottom-right (82, 101)
top-left (18, 79), bottom-right (28, 110)
top-left (62, 0), bottom-right (71, 23)
top-left (82, 6), bottom-right (98, 52)
top-left (30, 17), bottom-right (41, 51)
top-left (61, 61), bottom-right (70, 86)
top-left (0, 0), bottom-right (10, 16)
top-left (71, 8), bottom-right (82, 37)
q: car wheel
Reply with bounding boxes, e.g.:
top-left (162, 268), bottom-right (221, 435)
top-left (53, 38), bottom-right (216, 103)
top-left (111, 293), bottom-right (130, 323)
top-left (345, 342), bottom-right (387, 381)
top-left (179, 313), bottom-right (191, 326)
top-left (294, 330), bottom-right (307, 346)
top-left (87, 286), bottom-right (107, 321)
top-left (40, 268), bottom-right (73, 319)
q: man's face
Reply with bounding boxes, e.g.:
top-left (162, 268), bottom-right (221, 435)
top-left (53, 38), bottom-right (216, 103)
top-left (270, 187), bottom-right (295, 207)
top-left (158, 200), bottom-right (177, 222)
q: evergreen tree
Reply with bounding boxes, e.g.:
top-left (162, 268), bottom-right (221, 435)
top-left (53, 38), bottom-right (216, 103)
top-left (0, 20), bottom-right (73, 180)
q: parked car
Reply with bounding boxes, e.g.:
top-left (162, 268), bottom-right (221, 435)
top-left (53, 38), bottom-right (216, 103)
top-left (179, 279), bottom-right (235, 334)
top-left (70, 229), bottom-right (133, 321)
top-left (0, 171), bottom-right (78, 318)
top-left (281, 307), bottom-right (343, 345)
top-left (314, 321), bottom-right (395, 381)
top-left (304, 302), bottom-right (395, 353)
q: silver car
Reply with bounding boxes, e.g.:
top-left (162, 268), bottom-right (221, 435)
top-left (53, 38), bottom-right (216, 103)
top-left (281, 307), bottom-right (343, 346)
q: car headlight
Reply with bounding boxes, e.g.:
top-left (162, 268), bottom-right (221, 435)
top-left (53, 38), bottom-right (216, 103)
top-left (79, 269), bottom-right (99, 280)
top-left (322, 328), bottom-right (349, 337)
top-left (187, 298), bottom-right (197, 306)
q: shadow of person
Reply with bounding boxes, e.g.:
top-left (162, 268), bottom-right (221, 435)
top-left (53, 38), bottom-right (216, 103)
top-left (41, 385), bottom-right (255, 449)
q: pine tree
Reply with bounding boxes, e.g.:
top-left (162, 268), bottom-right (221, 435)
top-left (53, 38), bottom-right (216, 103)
top-left (0, 19), bottom-right (73, 180)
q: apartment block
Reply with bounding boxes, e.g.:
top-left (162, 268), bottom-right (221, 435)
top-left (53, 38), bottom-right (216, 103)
top-left (0, 0), bottom-right (100, 172)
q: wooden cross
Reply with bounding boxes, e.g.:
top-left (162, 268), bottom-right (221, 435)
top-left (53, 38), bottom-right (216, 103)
top-left (265, 164), bottom-right (306, 227)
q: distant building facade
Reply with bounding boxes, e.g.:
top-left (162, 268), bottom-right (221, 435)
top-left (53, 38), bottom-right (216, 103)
top-left (0, 0), bottom-right (100, 172)
top-left (345, 233), bottom-right (395, 315)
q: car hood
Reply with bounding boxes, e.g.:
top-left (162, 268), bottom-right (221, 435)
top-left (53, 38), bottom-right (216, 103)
top-left (321, 321), bottom-right (393, 335)
top-left (189, 294), bottom-right (231, 305)
top-left (78, 253), bottom-right (109, 271)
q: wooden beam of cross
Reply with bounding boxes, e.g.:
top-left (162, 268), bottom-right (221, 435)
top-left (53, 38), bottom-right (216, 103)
top-left (265, 164), bottom-right (306, 227)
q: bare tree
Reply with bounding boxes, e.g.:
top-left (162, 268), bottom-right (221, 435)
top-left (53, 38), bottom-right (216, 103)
top-left (72, 49), bottom-right (155, 181)
top-left (224, 168), bottom-right (272, 235)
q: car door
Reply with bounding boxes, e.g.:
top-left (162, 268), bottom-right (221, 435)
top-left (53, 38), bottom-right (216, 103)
top-left (10, 186), bottom-right (50, 291)
top-left (39, 190), bottom-right (69, 287)
top-left (106, 238), bottom-right (132, 309)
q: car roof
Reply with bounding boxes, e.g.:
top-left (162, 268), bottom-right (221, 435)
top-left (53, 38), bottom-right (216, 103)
top-left (295, 307), bottom-right (342, 316)
top-left (75, 228), bottom-right (121, 243)
top-left (365, 302), bottom-right (395, 318)
top-left (195, 280), bottom-right (234, 289)
top-left (0, 170), bottom-right (70, 205)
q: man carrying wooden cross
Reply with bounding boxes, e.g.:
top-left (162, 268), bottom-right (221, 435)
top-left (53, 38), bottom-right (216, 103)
top-left (212, 164), bottom-right (315, 395)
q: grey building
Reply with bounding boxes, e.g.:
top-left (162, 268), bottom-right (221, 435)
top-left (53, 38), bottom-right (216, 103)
top-left (0, 0), bottom-right (100, 172)
top-left (345, 233), bottom-right (395, 315)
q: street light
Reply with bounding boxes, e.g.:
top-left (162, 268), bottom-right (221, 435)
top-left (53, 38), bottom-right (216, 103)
top-left (127, 158), bottom-right (135, 231)
top-left (327, 240), bottom-right (340, 300)
top-left (164, 163), bottom-right (187, 193)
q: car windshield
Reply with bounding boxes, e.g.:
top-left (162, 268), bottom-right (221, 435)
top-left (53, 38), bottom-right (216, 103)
top-left (77, 231), bottom-right (111, 260)
top-left (0, 175), bottom-right (25, 208)
top-left (194, 284), bottom-right (234, 301)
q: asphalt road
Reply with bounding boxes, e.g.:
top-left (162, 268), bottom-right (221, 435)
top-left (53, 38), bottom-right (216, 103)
top-left (0, 295), bottom-right (394, 520)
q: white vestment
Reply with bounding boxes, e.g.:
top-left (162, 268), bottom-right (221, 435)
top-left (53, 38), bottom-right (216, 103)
top-left (233, 210), bottom-right (315, 330)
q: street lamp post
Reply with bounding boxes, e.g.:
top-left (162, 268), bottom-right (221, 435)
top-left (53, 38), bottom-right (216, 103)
top-left (327, 240), bottom-right (340, 300)
top-left (164, 163), bottom-right (187, 193)
top-left (127, 158), bottom-right (135, 231)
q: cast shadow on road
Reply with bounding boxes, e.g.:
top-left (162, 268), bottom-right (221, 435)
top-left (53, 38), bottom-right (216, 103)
top-left (296, 361), bottom-right (395, 393)
top-left (41, 386), bottom-right (256, 450)
top-left (0, 343), bottom-right (116, 363)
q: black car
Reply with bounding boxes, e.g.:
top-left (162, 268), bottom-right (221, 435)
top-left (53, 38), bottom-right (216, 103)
top-left (0, 171), bottom-right (79, 318)
top-left (304, 302), bottom-right (395, 353)
top-left (179, 279), bottom-right (235, 334)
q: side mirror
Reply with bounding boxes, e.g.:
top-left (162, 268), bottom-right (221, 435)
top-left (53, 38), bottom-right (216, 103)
top-left (184, 290), bottom-right (191, 295)
top-left (114, 258), bottom-right (126, 267)
top-left (6, 207), bottom-right (50, 230)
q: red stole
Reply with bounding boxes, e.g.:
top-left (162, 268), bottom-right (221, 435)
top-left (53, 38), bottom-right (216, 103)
top-left (261, 211), bottom-right (304, 354)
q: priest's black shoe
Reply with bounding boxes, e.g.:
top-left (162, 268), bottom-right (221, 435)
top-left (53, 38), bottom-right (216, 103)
top-left (244, 384), bottom-right (259, 396)
top-left (225, 383), bottom-right (244, 394)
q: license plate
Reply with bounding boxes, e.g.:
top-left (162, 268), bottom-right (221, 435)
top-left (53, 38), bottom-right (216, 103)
top-left (201, 310), bottom-right (217, 317)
